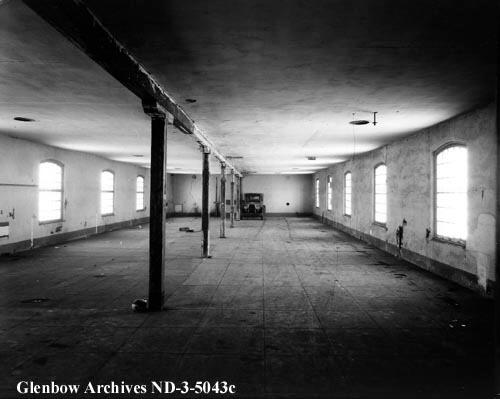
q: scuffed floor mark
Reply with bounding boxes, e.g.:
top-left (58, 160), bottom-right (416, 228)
top-left (20, 298), bottom-right (50, 304)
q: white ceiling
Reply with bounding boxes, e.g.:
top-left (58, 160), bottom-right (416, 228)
top-left (0, 0), bottom-right (496, 174)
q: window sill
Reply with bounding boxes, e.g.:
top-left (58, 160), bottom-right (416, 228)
top-left (432, 236), bottom-right (466, 248)
top-left (343, 214), bottom-right (351, 218)
top-left (372, 222), bottom-right (387, 230)
top-left (39, 219), bottom-right (64, 225)
top-left (101, 213), bottom-right (114, 217)
top-left (136, 209), bottom-right (146, 212)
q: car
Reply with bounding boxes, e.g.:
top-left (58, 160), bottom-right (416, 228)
top-left (241, 193), bottom-right (265, 220)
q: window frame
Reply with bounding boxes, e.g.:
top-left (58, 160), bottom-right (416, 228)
top-left (343, 171), bottom-right (352, 216)
top-left (432, 142), bottom-right (467, 246)
top-left (373, 163), bottom-right (387, 227)
top-left (315, 178), bottom-right (320, 208)
top-left (136, 175), bottom-right (145, 212)
top-left (101, 169), bottom-right (115, 216)
top-left (38, 159), bottom-right (64, 224)
top-left (327, 175), bottom-right (332, 211)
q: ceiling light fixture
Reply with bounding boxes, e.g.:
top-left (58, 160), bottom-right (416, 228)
top-left (349, 111), bottom-right (378, 126)
top-left (307, 156), bottom-right (316, 161)
top-left (13, 117), bottom-right (36, 122)
top-left (349, 120), bottom-right (369, 125)
top-left (185, 98), bottom-right (197, 103)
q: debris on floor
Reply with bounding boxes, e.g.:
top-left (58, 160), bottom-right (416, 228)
top-left (439, 295), bottom-right (461, 307)
top-left (448, 319), bottom-right (468, 329)
top-left (131, 298), bottom-right (148, 312)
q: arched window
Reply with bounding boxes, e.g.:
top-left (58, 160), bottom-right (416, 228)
top-left (344, 172), bottom-right (352, 216)
top-left (101, 170), bottom-right (115, 215)
top-left (136, 176), bottom-right (145, 211)
top-left (327, 175), bottom-right (332, 211)
top-left (374, 164), bottom-right (387, 224)
top-left (315, 178), bottom-right (320, 208)
top-left (39, 161), bottom-right (63, 222)
top-left (435, 144), bottom-right (467, 241)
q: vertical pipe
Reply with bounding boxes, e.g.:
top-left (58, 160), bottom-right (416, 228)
top-left (220, 163), bottom-right (226, 238)
top-left (215, 177), bottom-right (219, 217)
top-left (236, 175), bottom-right (241, 221)
top-left (202, 149), bottom-right (210, 257)
top-left (230, 170), bottom-right (235, 228)
top-left (148, 112), bottom-right (167, 311)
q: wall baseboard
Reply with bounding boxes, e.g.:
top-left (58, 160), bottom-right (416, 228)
top-left (0, 217), bottom-right (150, 255)
top-left (266, 212), bottom-right (313, 217)
top-left (167, 212), bottom-right (313, 218)
top-left (314, 215), bottom-right (495, 298)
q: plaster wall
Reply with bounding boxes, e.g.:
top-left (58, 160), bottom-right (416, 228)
top-left (0, 134), bottom-right (150, 252)
top-left (243, 174), bottom-right (313, 214)
top-left (313, 104), bottom-right (497, 292)
top-left (170, 173), bottom-right (313, 215)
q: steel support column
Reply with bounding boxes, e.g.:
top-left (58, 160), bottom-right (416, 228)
top-left (236, 175), bottom-right (241, 221)
top-left (201, 148), bottom-right (210, 257)
top-left (220, 163), bottom-right (226, 238)
top-left (143, 100), bottom-right (167, 311)
top-left (230, 170), bottom-right (235, 228)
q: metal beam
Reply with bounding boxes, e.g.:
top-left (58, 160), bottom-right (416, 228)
top-left (23, 0), bottom-right (242, 177)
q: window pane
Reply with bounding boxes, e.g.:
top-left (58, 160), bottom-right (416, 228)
top-left (39, 191), bottom-right (62, 222)
top-left (101, 171), bottom-right (114, 192)
top-left (327, 176), bottom-right (332, 211)
top-left (39, 162), bottom-right (63, 222)
top-left (435, 146), bottom-right (467, 240)
top-left (39, 162), bottom-right (62, 190)
top-left (101, 192), bottom-right (114, 215)
top-left (136, 193), bottom-right (144, 211)
top-left (136, 176), bottom-right (145, 210)
top-left (374, 165), bottom-right (387, 223)
top-left (136, 176), bottom-right (144, 193)
top-left (315, 179), bottom-right (319, 207)
top-left (101, 171), bottom-right (114, 214)
top-left (344, 173), bottom-right (351, 215)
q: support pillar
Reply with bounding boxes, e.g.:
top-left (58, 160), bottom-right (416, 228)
top-left (220, 163), bottom-right (226, 238)
top-left (236, 175), bottom-right (241, 221)
top-left (143, 100), bottom-right (167, 311)
top-left (202, 147), bottom-right (210, 257)
top-left (230, 170), bottom-right (235, 228)
top-left (240, 175), bottom-right (244, 204)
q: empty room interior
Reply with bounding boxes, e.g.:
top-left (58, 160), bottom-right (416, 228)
top-left (0, 0), bottom-right (498, 398)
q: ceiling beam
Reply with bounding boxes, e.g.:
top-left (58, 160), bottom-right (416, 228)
top-left (22, 0), bottom-right (241, 176)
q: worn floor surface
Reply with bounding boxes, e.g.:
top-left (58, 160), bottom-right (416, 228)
top-left (0, 217), bottom-right (495, 398)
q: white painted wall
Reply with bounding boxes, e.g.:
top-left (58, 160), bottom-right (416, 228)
top-left (170, 173), bottom-right (313, 215)
top-left (313, 103), bottom-right (497, 290)
top-left (0, 134), bottom-right (150, 250)
top-left (243, 174), bottom-right (312, 214)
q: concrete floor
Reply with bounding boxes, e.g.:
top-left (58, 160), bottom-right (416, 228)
top-left (0, 217), bottom-right (494, 398)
